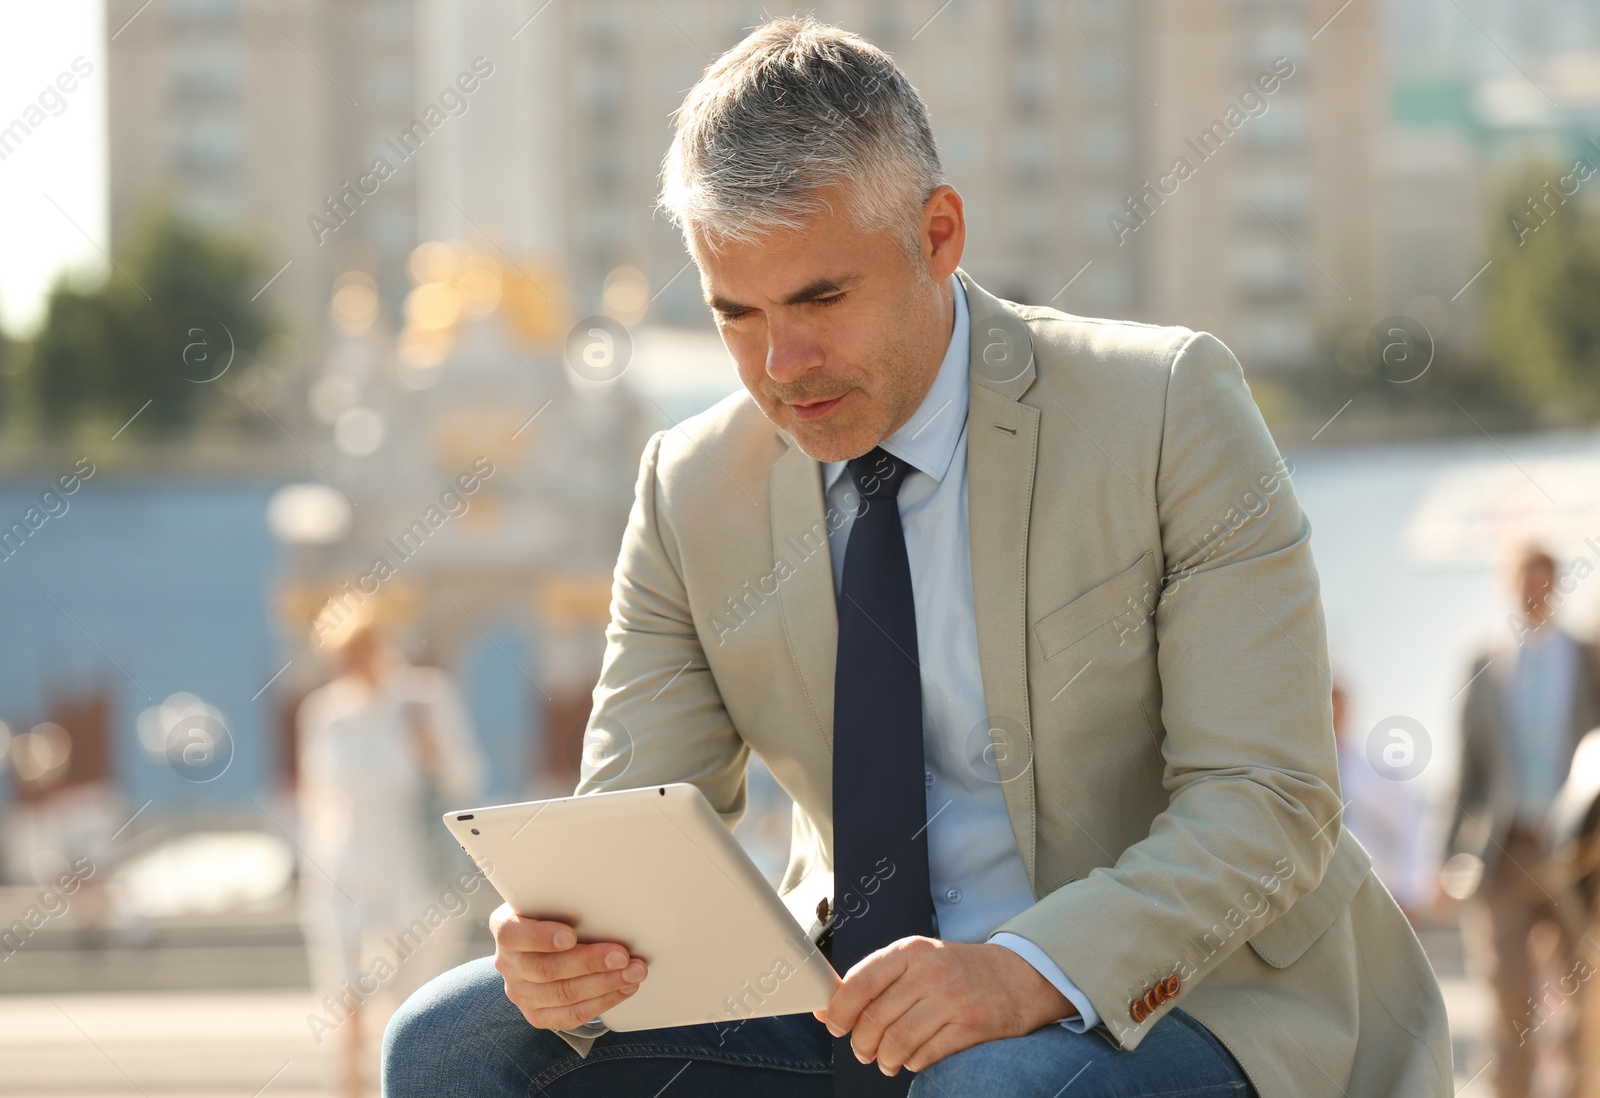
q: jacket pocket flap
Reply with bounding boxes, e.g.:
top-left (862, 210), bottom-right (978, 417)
top-left (1246, 828), bottom-right (1373, 969)
top-left (1033, 550), bottom-right (1155, 662)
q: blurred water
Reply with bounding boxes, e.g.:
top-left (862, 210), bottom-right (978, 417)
top-left (1289, 427), bottom-right (1600, 826)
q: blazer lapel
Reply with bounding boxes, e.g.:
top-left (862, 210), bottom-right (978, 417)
top-left (959, 268), bottom-right (1043, 893)
top-left (770, 437), bottom-right (839, 751)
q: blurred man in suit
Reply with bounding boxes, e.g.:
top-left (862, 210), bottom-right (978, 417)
top-left (1442, 542), bottom-right (1600, 1098)
top-left (385, 17), bottom-right (1450, 1097)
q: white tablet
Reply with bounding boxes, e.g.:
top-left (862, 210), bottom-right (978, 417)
top-left (443, 782), bottom-right (839, 1032)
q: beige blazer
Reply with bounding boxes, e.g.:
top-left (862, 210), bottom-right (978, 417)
top-left (568, 267), bottom-right (1452, 1096)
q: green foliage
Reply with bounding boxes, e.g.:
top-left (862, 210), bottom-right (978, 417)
top-left (1482, 163), bottom-right (1600, 423)
top-left (24, 207), bottom-right (278, 437)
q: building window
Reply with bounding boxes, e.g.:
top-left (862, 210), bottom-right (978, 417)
top-left (166, 0), bottom-right (238, 29)
top-left (365, 0), bottom-right (411, 38)
top-left (170, 122), bottom-right (241, 174)
top-left (1078, 53), bottom-right (1121, 98)
top-left (1238, 97), bottom-right (1307, 150)
top-left (1010, 127), bottom-right (1053, 182)
top-left (1234, 312), bottom-right (1313, 365)
top-left (1232, 240), bottom-right (1306, 297)
top-left (1011, 58), bottom-right (1053, 113)
top-left (366, 61), bottom-right (411, 110)
top-left (1080, 191), bottom-right (1124, 246)
top-left (1237, 170), bottom-right (1308, 222)
top-left (171, 46), bottom-right (240, 104)
top-left (1077, 119), bottom-right (1129, 171)
top-left (1239, 26), bottom-right (1308, 72)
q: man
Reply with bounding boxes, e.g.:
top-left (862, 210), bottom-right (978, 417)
top-left (384, 18), bottom-right (1450, 1097)
top-left (1441, 542), bottom-right (1600, 1098)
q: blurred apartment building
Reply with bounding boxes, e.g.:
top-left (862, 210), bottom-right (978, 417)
top-left (106, 0), bottom-right (1388, 372)
top-left (1382, 0), bottom-right (1600, 354)
top-left (103, 0), bottom-right (1600, 374)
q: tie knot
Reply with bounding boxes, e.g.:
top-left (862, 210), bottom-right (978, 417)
top-left (847, 447), bottom-right (911, 500)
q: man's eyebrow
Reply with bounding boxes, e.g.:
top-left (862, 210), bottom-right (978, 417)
top-left (707, 275), bottom-right (859, 313)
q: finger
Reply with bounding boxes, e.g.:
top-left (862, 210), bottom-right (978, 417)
top-left (847, 977), bottom-right (923, 1066)
top-left (900, 1021), bottom-right (976, 1075)
top-left (525, 980), bottom-right (644, 1031)
top-left (491, 911), bottom-right (584, 953)
top-left (824, 943), bottom-right (913, 1035)
top-left (504, 942), bottom-right (639, 984)
top-left (871, 1000), bottom-right (954, 1075)
top-left (509, 962), bottom-right (648, 1011)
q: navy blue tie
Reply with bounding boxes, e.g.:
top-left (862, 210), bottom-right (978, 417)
top-left (831, 446), bottom-right (935, 1097)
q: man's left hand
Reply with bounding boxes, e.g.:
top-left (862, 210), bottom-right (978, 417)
top-left (814, 938), bottom-right (1075, 1076)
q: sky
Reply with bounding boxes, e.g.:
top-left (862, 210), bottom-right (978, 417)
top-left (0, 2), bottom-right (107, 338)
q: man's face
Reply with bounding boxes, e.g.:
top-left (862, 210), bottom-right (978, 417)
top-left (692, 183), bottom-right (964, 463)
top-left (1518, 559), bottom-right (1555, 619)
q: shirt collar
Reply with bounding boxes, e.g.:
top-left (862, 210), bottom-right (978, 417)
top-left (823, 272), bottom-right (970, 491)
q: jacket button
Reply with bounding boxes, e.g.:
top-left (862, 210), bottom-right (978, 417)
top-left (1130, 998), bottom-right (1149, 1023)
top-left (1162, 975), bottom-right (1181, 998)
top-left (1143, 987), bottom-right (1162, 1012)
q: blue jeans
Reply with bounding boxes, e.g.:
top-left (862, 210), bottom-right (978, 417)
top-left (382, 955), bottom-right (1257, 1097)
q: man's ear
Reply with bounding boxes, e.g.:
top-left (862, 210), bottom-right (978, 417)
top-left (921, 185), bottom-right (965, 280)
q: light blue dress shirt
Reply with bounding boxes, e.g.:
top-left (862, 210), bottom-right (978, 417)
top-left (820, 273), bottom-right (1101, 1034)
top-left (1507, 625), bottom-right (1579, 827)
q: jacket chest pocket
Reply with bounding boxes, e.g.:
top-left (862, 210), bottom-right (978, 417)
top-left (1033, 549), bottom-right (1160, 663)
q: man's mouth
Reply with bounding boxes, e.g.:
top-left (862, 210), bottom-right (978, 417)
top-left (786, 393), bottom-right (847, 421)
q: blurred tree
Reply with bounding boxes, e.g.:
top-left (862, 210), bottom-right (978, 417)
top-left (1482, 163), bottom-right (1600, 424)
top-left (26, 207), bottom-right (278, 435)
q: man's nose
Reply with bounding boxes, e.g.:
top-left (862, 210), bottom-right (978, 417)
top-left (764, 314), bottom-right (824, 383)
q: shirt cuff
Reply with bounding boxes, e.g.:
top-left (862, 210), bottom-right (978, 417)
top-left (988, 932), bottom-right (1101, 1033)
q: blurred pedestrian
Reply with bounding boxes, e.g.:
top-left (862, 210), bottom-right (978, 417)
top-left (1333, 678), bottom-right (1433, 922)
top-left (1441, 541), bottom-right (1600, 1098)
top-left (296, 607), bottom-right (484, 1098)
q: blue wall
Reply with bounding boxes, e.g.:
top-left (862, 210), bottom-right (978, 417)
top-left (0, 475), bottom-right (286, 811)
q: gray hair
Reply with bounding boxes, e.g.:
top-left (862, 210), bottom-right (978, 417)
top-left (657, 17), bottom-right (945, 262)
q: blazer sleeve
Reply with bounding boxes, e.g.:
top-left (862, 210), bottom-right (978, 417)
top-left (553, 428), bottom-right (752, 1058)
top-left (1443, 651), bottom-right (1495, 864)
top-left (993, 330), bottom-right (1345, 1050)
top-left (572, 428), bottom-right (750, 813)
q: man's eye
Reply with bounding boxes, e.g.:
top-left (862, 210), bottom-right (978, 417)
top-left (814, 294), bottom-right (846, 307)
top-left (718, 309), bottom-right (751, 321)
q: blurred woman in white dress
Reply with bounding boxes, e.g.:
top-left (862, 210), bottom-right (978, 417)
top-left (297, 612), bottom-right (485, 1098)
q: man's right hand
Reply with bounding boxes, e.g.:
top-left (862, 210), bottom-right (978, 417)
top-left (490, 902), bottom-right (649, 1030)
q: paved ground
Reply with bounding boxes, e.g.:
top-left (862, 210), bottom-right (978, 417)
top-left (0, 991), bottom-right (347, 1098)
